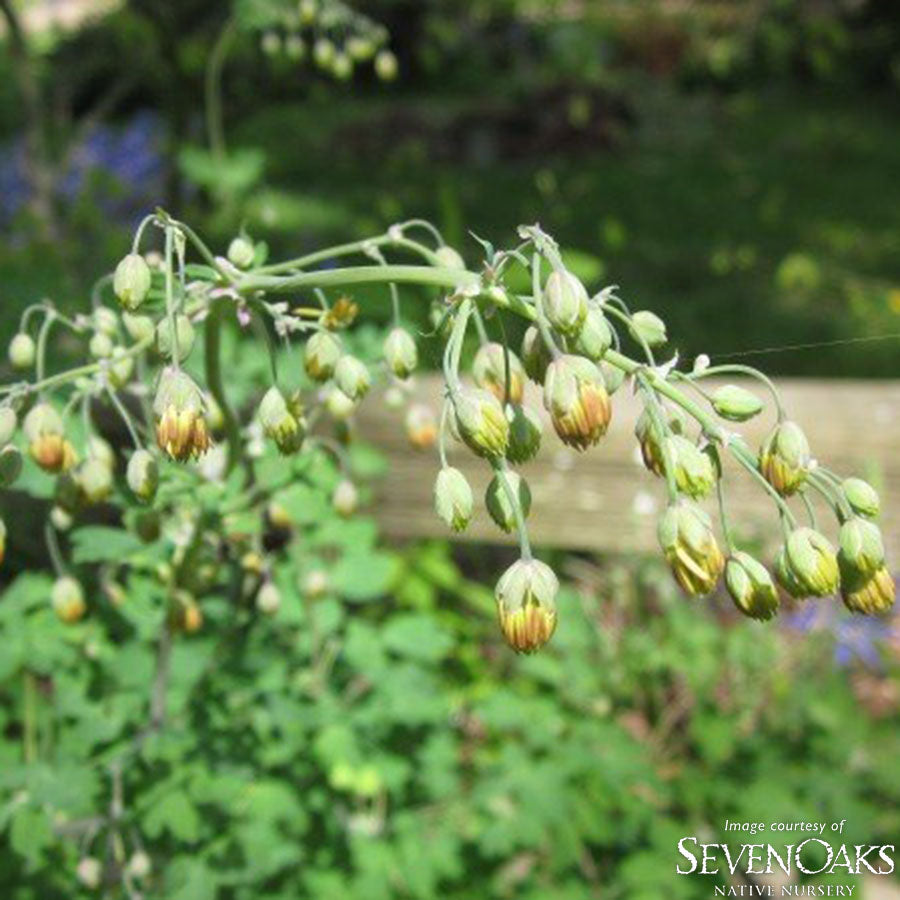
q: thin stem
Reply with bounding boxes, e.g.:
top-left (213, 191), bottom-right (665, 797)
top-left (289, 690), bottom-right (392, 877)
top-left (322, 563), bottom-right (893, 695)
top-left (689, 364), bottom-right (786, 420)
top-left (45, 522), bottom-right (67, 576)
top-left (130, 214), bottom-right (157, 255)
top-left (726, 438), bottom-right (798, 528)
top-left (205, 298), bottom-right (242, 473)
top-left (205, 18), bottom-right (236, 160)
top-left (492, 459), bottom-right (532, 560)
top-left (105, 383), bottom-right (143, 449)
top-left (445, 299), bottom-right (473, 393)
top-left (395, 218), bottom-right (444, 247)
top-left (799, 489), bottom-right (819, 530)
top-left (241, 264), bottom-right (479, 295)
top-left (164, 227), bottom-right (180, 369)
top-left (638, 374), bottom-right (679, 504)
top-left (35, 310), bottom-right (56, 385)
top-left (471, 303), bottom-right (489, 346)
top-left (438, 400), bottom-right (450, 469)
top-left (531, 253), bottom-right (561, 359)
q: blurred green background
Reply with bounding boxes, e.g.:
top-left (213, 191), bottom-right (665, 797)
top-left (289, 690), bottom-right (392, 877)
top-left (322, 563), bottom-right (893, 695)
top-left (1, 1), bottom-right (899, 898)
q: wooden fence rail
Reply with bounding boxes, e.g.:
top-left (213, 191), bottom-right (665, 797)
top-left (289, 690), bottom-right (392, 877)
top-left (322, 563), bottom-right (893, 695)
top-left (358, 377), bottom-right (900, 560)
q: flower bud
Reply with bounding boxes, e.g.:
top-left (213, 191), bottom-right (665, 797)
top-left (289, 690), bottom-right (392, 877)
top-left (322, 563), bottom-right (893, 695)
top-left (299, 0), bottom-right (317, 24)
top-left (133, 509), bottom-right (161, 542)
top-left (658, 501), bottom-right (724, 596)
top-left (127, 449), bottom-right (158, 502)
top-left (321, 296), bottom-right (358, 330)
top-left (76, 457), bottom-right (113, 504)
top-left (712, 384), bottom-right (764, 422)
top-left (156, 314), bottom-right (195, 362)
top-left (107, 347), bottom-right (134, 388)
top-left (473, 342), bottom-right (525, 404)
top-left (302, 569), bottom-right (329, 599)
top-left (89, 331), bottom-right (114, 359)
top-left (93, 306), bottom-right (118, 336)
top-left (0, 445), bottom-right (22, 488)
top-left (521, 326), bottom-right (551, 383)
top-left (227, 236), bottom-right (255, 269)
top-left (405, 403), bottom-right (437, 449)
top-left (662, 435), bottom-right (716, 499)
top-left (383, 327), bottom-right (418, 379)
top-left (573, 307), bottom-right (613, 361)
top-left (52, 576), bottom-right (86, 623)
top-left (0, 517), bottom-right (6, 567)
top-left (127, 851), bottom-right (152, 880)
top-left (434, 467), bottom-right (473, 532)
top-left (505, 403), bottom-right (543, 464)
top-left (122, 312), bottom-right (155, 344)
top-left (725, 551), bottom-right (779, 620)
top-left (50, 506), bottom-right (73, 531)
top-left (544, 270), bottom-right (588, 336)
top-left (332, 479), bottom-right (358, 517)
top-left (346, 35), bottom-right (374, 61)
top-left (331, 52), bottom-right (353, 81)
top-left (113, 253), bottom-right (152, 311)
top-left (334, 355), bottom-right (371, 401)
top-left (543, 355), bottom-right (611, 450)
top-left (325, 385), bottom-right (357, 420)
top-left (628, 310), bottom-right (667, 347)
top-left (635, 407), bottom-right (685, 476)
top-left (261, 31), bottom-right (281, 55)
top-left (782, 527), bottom-right (840, 597)
top-left (314, 37), bottom-right (336, 68)
top-left (435, 245), bottom-right (465, 269)
top-left (841, 565), bottom-right (895, 615)
top-left (171, 591), bottom-right (203, 633)
top-left (600, 361), bottom-right (626, 395)
top-left (153, 368), bottom-right (211, 462)
top-left (838, 518), bottom-right (885, 581)
top-left (485, 471), bottom-right (531, 533)
top-left (841, 477), bottom-right (879, 519)
top-left (8, 333), bottom-right (35, 369)
top-left (453, 388), bottom-right (509, 459)
top-left (24, 403), bottom-right (76, 473)
top-left (374, 49), bottom-right (398, 81)
top-left (305, 331), bottom-right (342, 381)
top-left (257, 581), bottom-right (281, 615)
top-left (258, 386), bottom-right (305, 454)
top-left (758, 420), bottom-right (811, 496)
top-left (0, 405), bottom-right (16, 444)
top-left (494, 558), bottom-right (559, 653)
top-left (76, 856), bottom-right (102, 889)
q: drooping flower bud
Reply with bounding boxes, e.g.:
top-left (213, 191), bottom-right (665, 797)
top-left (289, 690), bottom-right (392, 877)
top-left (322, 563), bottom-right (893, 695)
top-left (332, 479), bottom-right (358, 517)
top-left (434, 245), bottom-right (465, 269)
top-left (473, 342), bottom-right (526, 404)
top-left (126, 449), bottom-right (158, 502)
top-left (780, 527), bottom-right (840, 597)
top-left (153, 368), bottom-right (211, 462)
top-left (434, 467), bottom-right (474, 532)
top-left (712, 384), bottom-right (764, 422)
top-left (658, 501), bottom-right (725, 596)
top-left (573, 307), bottom-right (613, 361)
top-left (314, 36), bottom-right (336, 67)
top-left (50, 505), bottom-right (73, 531)
top-left (52, 576), bottom-right (86, 623)
top-left (758, 420), bottom-right (811, 496)
top-left (374, 49), bottom-right (398, 81)
top-left (8, 333), bottom-right (35, 370)
top-left (75, 457), bottom-right (114, 505)
top-left (334, 355), bottom-right (371, 401)
top-left (305, 331), bottom-right (342, 382)
top-left (122, 312), bottom-right (155, 344)
top-left (127, 851), bottom-right (152, 881)
top-left (600, 361), bottom-right (626, 395)
top-left (170, 591), bottom-right (203, 633)
top-left (24, 403), bottom-right (77, 473)
top-left (841, 477), bottom-right (879, 519)
top-left (156, 315), bottom-right (195, 362)
top-left (256, 581), bottom-right (281, 615)
top-left (76, 856), bottom-right (102, 890)
top-left (383, 327), bottom-right (418, 379)
top-left (299, 0), bottom-right (317, 25)
top-left (346, 35), bottom-right (373, 62)
top-left (521, 326), bottom-right (551, 383)
top-left (93, 306), bottom-right (118, 336)
top-left (86, 436), bottom-right (115, 470)
top-left (725, 551), bottom-right (779, 620)
top-left (0, 405), bottom-right (16, 444)
top-left (494, 558), bottom-right (559, 653)
top-left (227, 235), bottom-right (255, 269)
top-left (302, 569), bottom-right (328, 599)
top-left (89, 332), bottom-right (114, 359)
top-left (662, 434), bottom-right (716, 499)
top-left (0, 445), bottom-right (22, 488)
top-left (841, 565), bottom-right (895, 615)
top-left (258, 386), bottom-right (305, 454)
top-left (405, 403), bottom-right (437, 449)
top-left (107, 347), bottom-right (135, 388)
top-left (838, 517), bottom-right (884, 581)
top-left (544, 270), bottom-right (588, 336)
top-left (331, 52), bottom-right (353, 81)
top-left (543, 355), bottom-right (611, 450)
top-left (321, 296), bottom-right (358, 330)
top-left (113, 253), bottom-right (152, 311)
top-left (453, 388), bottom-right (509, 459)
top-left (485, 471), bottom-right (531, 533)
top-left (628, 310), bottom-right (667, 347)
top-left (325, 385), bottom-right (357, 420)
top-left (505, 403), bottom-right (543, 464)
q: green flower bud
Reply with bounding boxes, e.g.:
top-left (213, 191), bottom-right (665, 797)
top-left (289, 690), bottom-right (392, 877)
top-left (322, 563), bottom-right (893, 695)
top-left (374, 49), bottom-right (398, 81)
top-left (383, 327), bottom-right (418, 379)
top-left (302, 569), bottom-right (329, 599)
top-left (759, 420), bottom-right (811, 496)
top-left (127, 851), bottom-right (152, 880)
top-left (543, 355), bottom-right (611, 450)
top-left (155, 315), bottom-right (195, 362)
top-left (0, 405), bottom-right (17, 445)
top-left (24, 403), bottom-right (77, 473)
top-left (712, 384), bottom-right (764, 422)
top-left (838, 518), bottom-right (884, 581)
top-left (76, 856), bottom-right (102, 889)
top-left (113, 253), bottom-right (152, 311)
top-left (122, 312), bottom-right (155, 344)
top-left (325, 386), bottom-right (357, 420)
top-left (473, 342), bottom-right (525, 404)
top-left (841, 477), bottom-right (879, 519)
top-left (76, 457), bottom-right (113, 505)
top-left (495, 558), bottom-right (559, 653)
top-left (314, 37), bottom-right (336, 68)
top-left (298, 0), bottom-right (317, 25)
top-left (346, 35), bottom-right (374, 61)
top-left (87, 436), bottom-right (115, 470)
top-left (434, 245), bottom-right (465, 269)
top-left (544, 270), bottom-right (588, 336)
top-left (332, 479), bottom-right (358, 517)
top-left (841, 565), bottom-right (895, 615)
top-left (52, 576), bottom-right (86, 623)
top-left (725, 551), bottom-right (779, 620)
top-left (227, 236), bottom-right (255, 269)
top-left (573, 307), bottom-right (613, 361)
top-left (634, 406), bottom-right (686, 476)
top-left (776, 546), bottom-right (810, 598)
top-left (521, 326), bottom-right (551, 383)
top-left (8, 333), bottom-right (35, 369)
top-left (334, 355), bottom-right (371, 401)
top-left (782, 527), bottom-right (840, 597)
top-left (153, 368), bottom-right (211, 462)
top-left (600, 360), bottom-right (626, 395)
top-left (485, 471), bottom-right (531, 533)
top-left (285, 34), bottom-right (306, 61)
top-left (453, 388), bottom-right (509, 459)
top-left (506, 403), bottom-right (543, 464)
top-left (257, 581), bottom-right (281, 615)
top-left (107, 347), bottom-right (134, 388)
top-left (50, 506), bottom-right (73, 531)
top-left (628, 310), bottom-right (667, 347)
top-left (331, 52), bottom-right (353, 81)
top-left (0, 445), bottom-right (23, 488)
top-left (261, 31), bottom-right (281, 55)
top-left (305, 331), bottom-right (342, 382)
top-left (658, 501), bottom-right (725, 596)
top-left (663, 434), bottom-right (716, 499)
top-left (89, 331), bottom-right (114, 359)
top-left (132, 509), bottom-right (161, 543)
top-left (93, 307), bottom-right (119, 336)
top-left (434, 466), bottom-right (474, 532)
top-left (127, 449), bottom-right (158, 502)
top-left (258, 386), bottom-right (305, 454)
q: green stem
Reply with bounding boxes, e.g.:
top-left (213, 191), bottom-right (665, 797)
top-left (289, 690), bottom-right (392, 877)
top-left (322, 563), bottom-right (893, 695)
top-left (689, 364), bottom-right (786, 419)
top-left (164, 227), bottom-right (180, 368)
top-left (205, 298), bottom-right (242, 474)
top-left (605, 303), bottom-right (655, 366)
top-left (531, 253), bottom-right (561, 358)
top-left (35, 310), bottom-right (56, 385)
top-left (492, 459), bottom-right (532, 560)
top-left (205, 18), bottom-right (236, 160)
top-left (241, 264), bottom-right (478, 295)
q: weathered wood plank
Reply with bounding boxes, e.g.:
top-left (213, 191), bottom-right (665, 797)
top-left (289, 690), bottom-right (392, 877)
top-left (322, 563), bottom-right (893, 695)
top-left (357, 377), bottom-right (900, 559)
